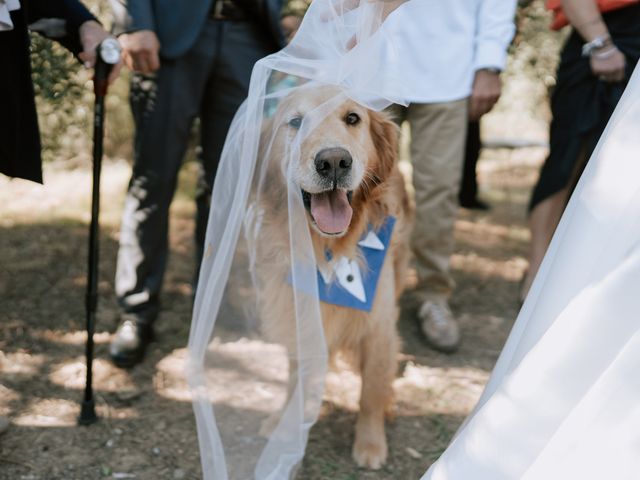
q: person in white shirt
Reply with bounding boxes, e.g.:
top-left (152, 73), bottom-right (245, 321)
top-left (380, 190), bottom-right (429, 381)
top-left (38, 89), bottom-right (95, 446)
top-left (387, 0), bottom-right (516, 352)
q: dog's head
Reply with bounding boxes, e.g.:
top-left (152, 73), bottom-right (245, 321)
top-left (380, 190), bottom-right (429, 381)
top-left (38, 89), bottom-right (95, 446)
top-left (264, 85), bottom-right (398, 238)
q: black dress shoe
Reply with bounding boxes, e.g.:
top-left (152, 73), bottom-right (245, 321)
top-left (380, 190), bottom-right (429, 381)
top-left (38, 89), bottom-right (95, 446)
top-left (110, 315), bottom-right (154, 368)
top-left (459, 197), bottom-right (491, 211)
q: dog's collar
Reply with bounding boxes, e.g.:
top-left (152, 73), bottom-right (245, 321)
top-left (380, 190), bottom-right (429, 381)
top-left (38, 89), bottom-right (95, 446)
top-left (317, 216), bottom-right (395, 312)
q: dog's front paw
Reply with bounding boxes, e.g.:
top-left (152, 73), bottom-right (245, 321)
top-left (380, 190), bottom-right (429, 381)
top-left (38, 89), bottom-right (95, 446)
top-left (352, 436), bottom-right (388, 470)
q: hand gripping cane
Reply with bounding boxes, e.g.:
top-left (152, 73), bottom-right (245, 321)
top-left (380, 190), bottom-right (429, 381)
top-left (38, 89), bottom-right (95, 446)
top-left (79, 38), bottom-right (121, 426)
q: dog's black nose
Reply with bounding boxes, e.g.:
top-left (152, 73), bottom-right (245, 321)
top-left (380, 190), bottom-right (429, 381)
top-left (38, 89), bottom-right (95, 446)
top-left (314, 148), bottom-right (353, 180)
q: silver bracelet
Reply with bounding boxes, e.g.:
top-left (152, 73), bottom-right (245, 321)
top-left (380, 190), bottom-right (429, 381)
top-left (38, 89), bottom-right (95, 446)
top-left (581, 34), bottom-right (612, 57)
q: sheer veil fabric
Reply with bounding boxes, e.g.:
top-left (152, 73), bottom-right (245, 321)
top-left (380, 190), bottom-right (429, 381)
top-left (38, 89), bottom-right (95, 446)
top-left (188, 0), bottom-right (640, 476)
top-left (422, 63), bottom-right (640, 479)
top-left (186, 1), bottom-right (407, 479)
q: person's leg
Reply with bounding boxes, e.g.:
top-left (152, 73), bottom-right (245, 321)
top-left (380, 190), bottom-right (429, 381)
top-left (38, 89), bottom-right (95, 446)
top-left (459, 120), bottom-right (488, 210)
top-left (194, 21), bottom-right (275, 282)
top-left (112, 34), bottom-right (216, 367)
top-left (521, 143), bottom-right (589, 302)
top-left (408, 99), bottom-right (468, 352)
top-left (521, 188), bottom-right (569, 301)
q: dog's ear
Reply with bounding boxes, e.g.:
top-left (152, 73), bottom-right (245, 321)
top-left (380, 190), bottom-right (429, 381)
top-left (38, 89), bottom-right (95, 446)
top-left (368, 110), bottom-right (399, 186)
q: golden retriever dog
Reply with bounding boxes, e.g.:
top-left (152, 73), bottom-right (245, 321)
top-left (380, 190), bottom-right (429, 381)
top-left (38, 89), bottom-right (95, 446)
top-left (251, 85), bottom-right (412, 469)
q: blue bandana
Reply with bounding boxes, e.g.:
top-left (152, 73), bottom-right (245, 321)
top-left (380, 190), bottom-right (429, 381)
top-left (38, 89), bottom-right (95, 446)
top-left (317, 216), bottom-right (396, 312)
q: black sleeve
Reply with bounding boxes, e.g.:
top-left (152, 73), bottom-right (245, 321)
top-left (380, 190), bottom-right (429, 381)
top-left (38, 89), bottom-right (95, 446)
top-left (27, 0), bottom-right (97, 56)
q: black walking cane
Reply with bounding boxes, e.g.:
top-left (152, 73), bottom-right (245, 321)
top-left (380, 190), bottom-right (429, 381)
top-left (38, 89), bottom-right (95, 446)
top-left (79, 38), bottom-right (122, 426)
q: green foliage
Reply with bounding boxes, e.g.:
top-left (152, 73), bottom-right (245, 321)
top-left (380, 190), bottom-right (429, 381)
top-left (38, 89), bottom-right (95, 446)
top-left (27, 0), bottom-right (133, 165)
top-left (29, 31), bottom-right (133, 165)
top-left (282, 0), bottom-right (311, 17)
top-left (30, 33), bottom-right (83, 104)
top-left (513, 0), bottom-right (566, 86)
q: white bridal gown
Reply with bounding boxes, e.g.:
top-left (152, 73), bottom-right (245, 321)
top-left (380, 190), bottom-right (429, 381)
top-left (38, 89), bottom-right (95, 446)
top-left (422, 63), bottom-right (640, 480)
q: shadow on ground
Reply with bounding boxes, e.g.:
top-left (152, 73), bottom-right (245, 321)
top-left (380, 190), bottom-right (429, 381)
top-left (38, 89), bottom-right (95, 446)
top-left (1, 220), bottom-right (200, 480)
top-left (0, 140), bottom-right (537, 479)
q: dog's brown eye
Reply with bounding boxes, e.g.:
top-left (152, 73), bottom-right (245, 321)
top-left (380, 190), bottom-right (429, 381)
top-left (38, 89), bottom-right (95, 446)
top-left (345, 112), bottom-right (360, 126)
top-left (288, 116), bottom-right (303, 129)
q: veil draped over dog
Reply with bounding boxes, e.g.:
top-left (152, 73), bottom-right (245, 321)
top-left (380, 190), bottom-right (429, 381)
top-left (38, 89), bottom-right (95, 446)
top-left (422, 64), bottom-right (640, 479)
top-left (187, 1), bottom-right (407, 478)
top-left (189, 0), bottom-right (640, 476)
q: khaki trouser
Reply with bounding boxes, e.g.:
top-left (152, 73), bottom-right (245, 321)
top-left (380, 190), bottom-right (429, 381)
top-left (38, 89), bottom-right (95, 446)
top-left (395, 99), bottom-right (468, 302)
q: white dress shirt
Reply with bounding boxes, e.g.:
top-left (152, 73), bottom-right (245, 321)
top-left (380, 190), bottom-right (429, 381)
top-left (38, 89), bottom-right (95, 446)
top-left (0, 0), bottom-right (20, 31)
top-left (382, 0), bottom-right (517, 104)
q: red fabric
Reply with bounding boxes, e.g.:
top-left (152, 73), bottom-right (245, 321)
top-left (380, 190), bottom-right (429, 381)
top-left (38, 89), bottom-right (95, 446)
top-left (546, 0), bottom-right (639, 30)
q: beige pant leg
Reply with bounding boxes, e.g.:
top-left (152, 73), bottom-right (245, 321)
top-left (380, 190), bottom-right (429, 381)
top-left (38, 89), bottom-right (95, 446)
top-left (407, 99), bottom-right (468, 302)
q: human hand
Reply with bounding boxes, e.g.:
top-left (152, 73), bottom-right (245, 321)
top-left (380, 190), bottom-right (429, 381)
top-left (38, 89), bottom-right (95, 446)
top-left (590, 45), bottom-right (626, 83)
top-left (119, 30), bottom-right (161, 74)
top-left (320, 0), bottom-right (404, 50)
top-left (78, 20), bottom-right (122, 84)
top-left (469, 69), bottom-right (501, 121)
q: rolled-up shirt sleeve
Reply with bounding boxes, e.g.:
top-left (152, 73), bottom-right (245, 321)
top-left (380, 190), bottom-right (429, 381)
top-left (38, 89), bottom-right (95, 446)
top-left (473, 0), bottom-right (517, 71)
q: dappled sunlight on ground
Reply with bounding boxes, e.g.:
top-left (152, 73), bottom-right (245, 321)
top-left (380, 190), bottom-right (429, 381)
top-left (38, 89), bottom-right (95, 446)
top-left (394, 363), bottom-right (488, 417)
top-left (13, 398), bottom-right (85, 427)
top-left (156, 342), bottom-right (490, 419)
top-left (154, 348), bottom-right (192, 403)
top-left (0, 161), bottom-right (130, 228)
top-left (452, 253), bottom-right (528, 283)
top-left (456, 219), bottom-right (529, 244)
top-left (49, 358), bottom-right (136, 392)
top-left (31, 330), bottom-right (112, 345)
top-left (1, 352), bottom-right (47, 376)
top-left (0, 147), bottom-right (538, 478)
top-left (323, 360), bottom-right (489, 418)
top-left (0, 21), bottom-right (557, 473)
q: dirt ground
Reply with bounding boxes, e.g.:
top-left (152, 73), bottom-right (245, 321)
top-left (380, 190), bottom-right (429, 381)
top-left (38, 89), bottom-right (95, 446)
top-left (0, 132), bottom-right (548, 480)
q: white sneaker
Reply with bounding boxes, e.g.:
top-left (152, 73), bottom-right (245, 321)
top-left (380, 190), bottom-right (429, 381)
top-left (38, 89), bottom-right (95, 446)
top-left (418, 300), bottom-right (460, 353)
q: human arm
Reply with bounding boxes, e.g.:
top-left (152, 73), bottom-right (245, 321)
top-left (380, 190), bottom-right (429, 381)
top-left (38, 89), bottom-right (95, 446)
top-left (469, 69), bottom-right (502, 121)
top-left (29, 0), bottom-right (121, 83)
top-left (109, 0), bottom-right (160, 74)
top-left (469, 0), bottom-right (517, 120)
top-left (560, 0), bottom-right (626, 82)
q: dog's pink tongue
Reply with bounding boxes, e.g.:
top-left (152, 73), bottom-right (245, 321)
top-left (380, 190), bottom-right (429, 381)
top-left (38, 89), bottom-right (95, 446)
top-left (310, 190), bottom-right (353, 234)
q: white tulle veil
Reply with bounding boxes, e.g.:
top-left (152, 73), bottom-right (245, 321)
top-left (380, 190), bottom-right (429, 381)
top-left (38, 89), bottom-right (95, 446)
top-left (186, 1), bottom-right (407, 478)
top-left (188, 0), bottom-right (640, 477)
top-left (422, 63), bottom-right (640, 479)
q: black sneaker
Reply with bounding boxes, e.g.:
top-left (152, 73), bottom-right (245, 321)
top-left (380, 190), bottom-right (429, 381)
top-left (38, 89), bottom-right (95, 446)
top-left (109, 314), bottom-right (154, 368)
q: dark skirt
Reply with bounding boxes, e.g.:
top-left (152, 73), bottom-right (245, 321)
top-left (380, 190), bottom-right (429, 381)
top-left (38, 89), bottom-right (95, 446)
top-left (0, 7), bottom-right (43, 184)
top-left (529, 4), bottom-right (640, 210)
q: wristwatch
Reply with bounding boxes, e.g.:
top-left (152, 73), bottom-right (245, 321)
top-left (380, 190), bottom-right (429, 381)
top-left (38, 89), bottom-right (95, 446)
top-left (582, 35), bottom-right (612, 57)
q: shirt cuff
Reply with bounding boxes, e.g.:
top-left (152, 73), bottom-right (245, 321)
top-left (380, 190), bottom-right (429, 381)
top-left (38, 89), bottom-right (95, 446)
top-left (474, 40), bottom-right (508, 72)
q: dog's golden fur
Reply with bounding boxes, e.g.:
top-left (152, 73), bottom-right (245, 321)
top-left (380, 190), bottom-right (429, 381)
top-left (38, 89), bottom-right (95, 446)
top-left (251, 86), bottom-right (412, 469)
